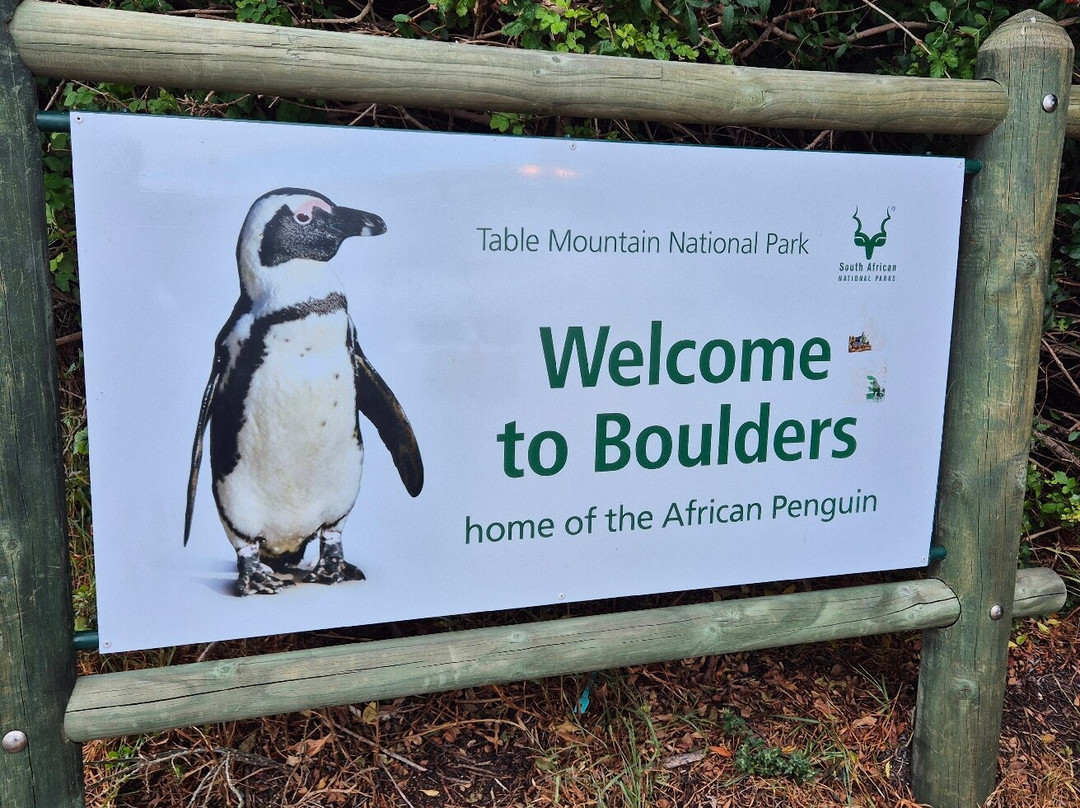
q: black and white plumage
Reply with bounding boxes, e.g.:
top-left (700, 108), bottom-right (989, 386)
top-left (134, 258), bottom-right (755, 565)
top-left (185, 188), bottom-right (423, 597)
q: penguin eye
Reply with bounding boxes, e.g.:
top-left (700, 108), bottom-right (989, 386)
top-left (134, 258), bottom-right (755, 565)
top-left (294, 212), bottom-right (312, 224)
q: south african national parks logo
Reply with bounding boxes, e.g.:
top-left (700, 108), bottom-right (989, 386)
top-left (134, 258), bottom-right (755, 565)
top-left (839, 207), bottom-right (898, 284)
top-left (851, 207), bottom-right (893, 259)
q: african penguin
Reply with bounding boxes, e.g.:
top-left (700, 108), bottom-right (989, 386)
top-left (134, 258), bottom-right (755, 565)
top-left (185, 188), bottom-right (423, 597)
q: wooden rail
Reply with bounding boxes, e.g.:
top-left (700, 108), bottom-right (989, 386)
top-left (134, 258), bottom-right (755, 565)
top-left (64, 568), bottom-right (1065, 741)
top-left (9, 0), bottom-right (1014, 134)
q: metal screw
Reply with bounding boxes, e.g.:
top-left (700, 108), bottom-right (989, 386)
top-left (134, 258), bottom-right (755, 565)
top-left (1042, 93), bottom-right (1058, 113)
top-left (989, 604), bottom-right (1004, 621)
top-left (2, 730), bottom-right (27, 754)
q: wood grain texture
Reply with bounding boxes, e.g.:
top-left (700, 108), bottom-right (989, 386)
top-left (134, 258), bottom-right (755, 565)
top-left (1069, 85), bottom-right (1080, 138)
top-left (0, 0), bottom-right (84, 804)
top-left (63, 569), bottom-right (1064, 742)
top-left (1012, 565), bottom-right (1068, 616)
top-left (9, 0), bottom-right (1010, 134)
top-left (912, 12), bottom-right (1073, 808)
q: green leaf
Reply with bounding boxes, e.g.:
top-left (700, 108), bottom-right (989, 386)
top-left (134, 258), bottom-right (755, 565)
top-left (929, 1), bottom-right (948, 22)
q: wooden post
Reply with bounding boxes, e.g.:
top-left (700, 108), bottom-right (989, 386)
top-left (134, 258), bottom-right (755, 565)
top-left (0, 0), bottom-right (84, 805)
top-left (912, 11), bottom-right (1072, 808)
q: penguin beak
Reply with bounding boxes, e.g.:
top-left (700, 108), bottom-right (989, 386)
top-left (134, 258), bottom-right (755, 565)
top-left (335, 206), bottom-right (387, 238)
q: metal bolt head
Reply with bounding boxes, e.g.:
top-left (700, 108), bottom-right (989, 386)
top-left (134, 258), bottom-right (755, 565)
top-left (2, 730), bottom-right (27, 753)
top-left (989, 604), bottom-right (1005, 621)
top-left (1042, 93), bottom-right (1058, 113)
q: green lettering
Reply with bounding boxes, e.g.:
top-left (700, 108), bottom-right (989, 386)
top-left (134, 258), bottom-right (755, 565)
top-left (700, 339), bottom-right (736, 383)
top-left (831, 416), bottom-right (858, 458)
top-left (740, 338), bottom-right (795, 382)
top-left (609, 340), bottom-right (644, 386)
top-left (595, 413), bottom-right (632, 472)
top-left (539, 325), bottom-right (609, 389)
top-left (666, 339), bottom-right (696, 384)
top-left (800, 337), bottom-right (830, 380)
top-left (773, 419), bottom-right (805, 461)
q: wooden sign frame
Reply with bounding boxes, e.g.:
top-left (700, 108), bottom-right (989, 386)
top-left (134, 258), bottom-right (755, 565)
top-left (0, 4), bottom-right (1074, 806)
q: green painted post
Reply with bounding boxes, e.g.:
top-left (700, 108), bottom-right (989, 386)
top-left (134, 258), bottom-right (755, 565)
top-left (912, 11), bottom-right (1072, 808)
top-left (0, 0), bottom-right (85, 804)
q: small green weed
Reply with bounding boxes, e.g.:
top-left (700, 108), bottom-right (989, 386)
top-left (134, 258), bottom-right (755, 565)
top-left (734, 735), bottom-right (817, 783)
top-left (721, 710), bottom-right (818, 784)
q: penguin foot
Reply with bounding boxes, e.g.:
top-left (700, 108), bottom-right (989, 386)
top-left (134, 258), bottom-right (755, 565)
top-left (302, 531), bottom-right (364, 585)
top-left (303, 554), bottom-right (365, 585)
top-left (236, 557), bottom-right (293, 597)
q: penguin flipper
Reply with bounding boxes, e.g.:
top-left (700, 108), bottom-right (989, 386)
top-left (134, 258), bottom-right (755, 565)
top-left (350, 327), bottom-right (424, 497)
top-left (185, 357), bottom-right (221, 545)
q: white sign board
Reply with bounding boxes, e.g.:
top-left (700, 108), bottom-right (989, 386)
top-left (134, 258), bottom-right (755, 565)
top-left (72, 113), bottom-right (963, 652)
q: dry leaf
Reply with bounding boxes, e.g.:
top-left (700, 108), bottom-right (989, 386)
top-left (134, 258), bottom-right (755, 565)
top-left (661, 749), bottom-right (706, 769)
top-left (360, 702), bottom-right (379, 724)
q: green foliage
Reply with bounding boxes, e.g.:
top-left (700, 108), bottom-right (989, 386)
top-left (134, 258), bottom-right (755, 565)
top-left (113, 0), bottom-right (175, 12)
top-left (734, 734), bottom-right (817, 783)
top-left (435, 0), bottom-right (476, 31)
top-left (721, 710), bottom-right (749, 736)
top-left (394, 0), bottom-right (477, 40)
top-left (901, 2), bottom-right (1003, 78)
top-left (42, 133), bottom-right (73, 228)
top-left (1056, 201), bottom-right (1080, 264)
top-left (490, 111), bottom-right (531, 134)
top-left (722, 710), bottom-right (817, 783)
top-left (1026, 466), bottom-right (1080, 532)
top-left (500, 0), bottom-right (728, 61)
top-left (72, 580), bottom-right (95, 633)
top-left (50, 253), bottom-right (76, 294)
top-left (231, 0), bottom-right (293, 26)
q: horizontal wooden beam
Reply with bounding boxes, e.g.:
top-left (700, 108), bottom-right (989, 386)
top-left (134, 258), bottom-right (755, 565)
top-left (64, 567), bottom-right (1065, 741)
top-left (10, 0), bottom-right (1010, 134)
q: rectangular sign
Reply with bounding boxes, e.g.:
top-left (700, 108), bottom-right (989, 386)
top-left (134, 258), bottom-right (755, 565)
top-left (72, 113), bottom-right (963, 652)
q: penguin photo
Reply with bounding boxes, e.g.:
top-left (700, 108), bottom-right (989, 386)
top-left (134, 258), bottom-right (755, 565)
top-left (184, 188), bottom-right (424, 597)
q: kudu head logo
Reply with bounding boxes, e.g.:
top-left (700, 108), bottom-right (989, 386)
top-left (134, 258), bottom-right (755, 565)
top-left (852, 208), bottom-right (892, 260)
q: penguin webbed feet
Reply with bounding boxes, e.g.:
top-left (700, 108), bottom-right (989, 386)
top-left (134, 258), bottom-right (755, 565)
top-left (304, 532), bottom-right (365, 585)
top-left (235, 554), bottom-right (294, 597)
